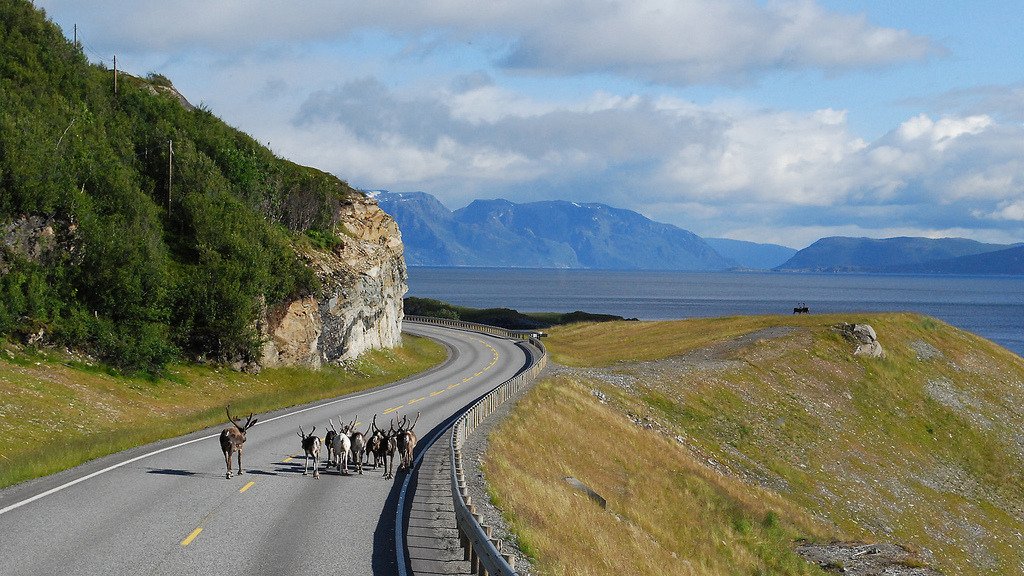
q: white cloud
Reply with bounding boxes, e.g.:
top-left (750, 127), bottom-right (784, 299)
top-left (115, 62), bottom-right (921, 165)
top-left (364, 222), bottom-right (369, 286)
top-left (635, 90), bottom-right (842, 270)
top-left (39, 0), bottom-right (938, 86)
top-left (897, 114), bottom-right (993, 150)
top-left (978, 200), bottom-right (1024, 222)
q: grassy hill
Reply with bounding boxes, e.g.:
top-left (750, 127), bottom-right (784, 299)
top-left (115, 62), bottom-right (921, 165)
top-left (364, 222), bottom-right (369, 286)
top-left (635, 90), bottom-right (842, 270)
top-left (1, 1), bottom-right (360, 372)
top-left (485, 313), bottom-right (1024, 574)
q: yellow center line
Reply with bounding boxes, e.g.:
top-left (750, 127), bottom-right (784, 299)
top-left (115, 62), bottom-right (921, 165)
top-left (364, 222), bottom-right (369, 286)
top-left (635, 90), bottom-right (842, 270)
top-left (430, 390), bottom-right (444, 397)
top-left (239, 481), bottom-right (255, 493)
top-left (407, 397), bottom-right (426, 405)
top-left (462, 377), bottom-right (472, 382)
top-left (383, 406), bottom-right (402, 414)
top-left (282, 456), bottom-right (294, 463)
top-left (181, 527), bottom-right (203, 547)
top-left (448, 383), bottom-right (459, 389)
top-left (474, 371), bottom-right (484, 377)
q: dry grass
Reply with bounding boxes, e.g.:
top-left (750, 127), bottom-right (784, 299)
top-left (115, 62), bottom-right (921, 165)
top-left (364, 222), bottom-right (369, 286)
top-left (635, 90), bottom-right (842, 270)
top-left (0, 334), bottom-right (446, 488)
top-left (544, 315), bottom-right (803, 367)
top-left (486, 376), bottom-right (834, 576)
top-left (488, 313), bottom-right (1024, 575)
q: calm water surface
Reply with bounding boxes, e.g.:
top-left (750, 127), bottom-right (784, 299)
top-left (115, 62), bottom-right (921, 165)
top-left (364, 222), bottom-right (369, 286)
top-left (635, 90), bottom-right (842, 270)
top-left (407, 267), bottom-right (1024, 357)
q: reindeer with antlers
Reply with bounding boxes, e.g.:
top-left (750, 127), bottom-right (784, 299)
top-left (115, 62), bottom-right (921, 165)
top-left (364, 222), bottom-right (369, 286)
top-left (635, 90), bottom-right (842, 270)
top-left (366, 415), bottom-right (386, 470)
top-left (329, 417), bottom-right (352, 475)
top-left (297, 426), bottom-right (321, 479)
top-left (220, 406), bottom-right (257, 479)
top-left (324, 424), bottom-right (338, 467)
top-left (379, 417), bottom-right (399, 480)
top-left (346, 415), bottom-right (370, 475)
top-left (395, 412), bottom-right (420, 473)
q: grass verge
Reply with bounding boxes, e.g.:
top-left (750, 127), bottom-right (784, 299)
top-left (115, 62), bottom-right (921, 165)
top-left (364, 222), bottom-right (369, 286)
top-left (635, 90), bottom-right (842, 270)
top-left (0, 334), bottom-right (446, 488)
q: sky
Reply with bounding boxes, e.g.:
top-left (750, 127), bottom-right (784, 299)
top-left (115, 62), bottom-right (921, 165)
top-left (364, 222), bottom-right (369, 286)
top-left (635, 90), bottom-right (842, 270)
top-left (36, 0), bottom-right (1024, 249)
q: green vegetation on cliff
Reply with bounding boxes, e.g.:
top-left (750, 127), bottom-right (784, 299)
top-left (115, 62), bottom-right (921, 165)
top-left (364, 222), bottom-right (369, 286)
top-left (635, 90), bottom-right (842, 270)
top-left (0, 1), bottom-right (358, 371)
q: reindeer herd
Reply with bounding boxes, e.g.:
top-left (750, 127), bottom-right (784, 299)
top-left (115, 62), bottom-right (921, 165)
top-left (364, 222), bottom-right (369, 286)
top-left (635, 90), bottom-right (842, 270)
top-left (220, 406), bottom-right (420, 480)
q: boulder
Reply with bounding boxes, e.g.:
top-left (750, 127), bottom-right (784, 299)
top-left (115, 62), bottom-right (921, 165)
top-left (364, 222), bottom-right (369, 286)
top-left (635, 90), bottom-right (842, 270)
top-left (835, 323), bottom-right (884, 358)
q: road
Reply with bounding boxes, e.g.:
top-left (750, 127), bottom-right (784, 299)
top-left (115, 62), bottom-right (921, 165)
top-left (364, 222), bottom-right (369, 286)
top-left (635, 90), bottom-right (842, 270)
top-left (0, 322), bottom-right (529, 575)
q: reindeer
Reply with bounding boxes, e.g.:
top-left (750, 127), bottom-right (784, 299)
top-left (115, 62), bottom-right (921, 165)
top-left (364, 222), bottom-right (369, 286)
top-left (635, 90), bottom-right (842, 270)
top-left (330, 417), bottom-right (352, 475)
top-left (347, 415), bottom-right (369, 475)
top-left (366, 414), bottom-right (386, 470)
top-left (324, 423), bottom-right (339, 467)
top-left (395, 412), bottom-right (420, 473)
top-left (297, 426), bottom-right (321, 479)
top-left (220, 406), bottom-right (257, 479)
top-left (380, 418), bottom-right (399, 480)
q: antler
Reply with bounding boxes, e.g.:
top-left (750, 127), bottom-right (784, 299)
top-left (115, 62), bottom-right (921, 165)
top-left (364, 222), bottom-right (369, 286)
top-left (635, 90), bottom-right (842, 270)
top-left (329, 418), bottom-right (337, 432)
top-left (371, 414), bottom-right (379, 433)
top-left (349, 415), bottom-right (358, 432)
top-left (243, 412), bottom-right (257, 430)
top-left (298, 425), bottom-right (306, 439)
top-left (408, 411), bottom-right (420, 432)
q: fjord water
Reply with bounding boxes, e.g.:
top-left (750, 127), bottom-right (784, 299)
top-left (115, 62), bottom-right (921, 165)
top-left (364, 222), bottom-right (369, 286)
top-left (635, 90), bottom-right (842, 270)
top-left (407, 267), bottom-right (1024, 357)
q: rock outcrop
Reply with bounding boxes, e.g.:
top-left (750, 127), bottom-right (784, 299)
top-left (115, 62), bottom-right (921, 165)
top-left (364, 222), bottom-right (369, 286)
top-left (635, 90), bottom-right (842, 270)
top-left (835, 323), bottom-right (884, 358)
top-left (1, 215), bottom-right (78, 271)
top-left (259, 193), bottom-right (407, 369)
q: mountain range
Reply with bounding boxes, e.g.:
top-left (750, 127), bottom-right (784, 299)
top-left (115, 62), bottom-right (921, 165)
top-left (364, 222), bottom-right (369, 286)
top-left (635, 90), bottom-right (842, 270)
top-left (374, 191), bottom-right (1022, 275)
top-left (775, 237), bottom-right (1021, 273)
top-left (372, 191), bottom-right (798, 270)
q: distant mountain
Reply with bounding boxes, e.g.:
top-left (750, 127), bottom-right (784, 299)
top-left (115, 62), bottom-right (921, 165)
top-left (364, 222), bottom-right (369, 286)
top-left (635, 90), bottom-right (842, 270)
top-left (372, 191), bottom-right (733, 270)
top-left (888, 245), bottom-right (1024, 275)
top-left (704, 238), bottom-right (797, 270)
top-left (777, 237), bottom-right (1013, 272)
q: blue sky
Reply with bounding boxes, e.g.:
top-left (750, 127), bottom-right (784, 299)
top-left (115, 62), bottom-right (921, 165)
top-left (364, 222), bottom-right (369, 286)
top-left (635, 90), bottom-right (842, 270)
top-left (37, 1), bottom-right (1024, 248)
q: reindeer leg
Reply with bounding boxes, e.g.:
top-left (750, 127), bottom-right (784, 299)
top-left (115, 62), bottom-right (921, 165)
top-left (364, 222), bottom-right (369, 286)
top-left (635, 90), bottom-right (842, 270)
top-left (224, 450), bottom-right (232, 479)
top-left (237, 448), bottom-right (244, 476)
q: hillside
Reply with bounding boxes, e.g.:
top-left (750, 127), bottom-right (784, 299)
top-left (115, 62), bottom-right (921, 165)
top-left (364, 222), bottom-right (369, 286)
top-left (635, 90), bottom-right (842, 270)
top-left (705, 237), bottom-right (798, 269)
top-left (373, 191), bottom-right (734, 270)
top-left (486, 314), bottom-right (1024, 575)
top-left (777, 236), bottom-right (1011, 272)
top-left (0, 1), bottom-right (405, 372)
top-left (889, 244), bottom-right (1024, 275)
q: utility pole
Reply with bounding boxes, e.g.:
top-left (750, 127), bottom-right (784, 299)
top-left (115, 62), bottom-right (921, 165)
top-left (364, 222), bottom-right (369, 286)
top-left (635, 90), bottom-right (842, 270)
top-left (73, 24), bottom-right (77, 45)
top-left (167, 140), bottom-right (173, 212)
top-left (113, 54), bottom-right (118, 95)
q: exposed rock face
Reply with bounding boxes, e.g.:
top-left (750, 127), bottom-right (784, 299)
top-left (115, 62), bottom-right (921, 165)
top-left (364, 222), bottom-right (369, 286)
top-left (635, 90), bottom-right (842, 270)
top-left (0, 215), bottom-right (77, 271)
top-left (836, 323), bottom-right (884, 358)
top-left (259, 193), bottom-right (407, 368)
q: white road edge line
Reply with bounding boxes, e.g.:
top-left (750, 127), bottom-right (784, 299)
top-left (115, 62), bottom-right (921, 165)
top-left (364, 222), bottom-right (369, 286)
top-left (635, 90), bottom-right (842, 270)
top-left (0, 366), bottom-right (436, 517)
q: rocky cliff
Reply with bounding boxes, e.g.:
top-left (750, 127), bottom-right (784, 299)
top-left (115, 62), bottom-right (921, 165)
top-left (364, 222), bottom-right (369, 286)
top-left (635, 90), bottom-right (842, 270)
top-left (259, 194), bottom-right (407, 369)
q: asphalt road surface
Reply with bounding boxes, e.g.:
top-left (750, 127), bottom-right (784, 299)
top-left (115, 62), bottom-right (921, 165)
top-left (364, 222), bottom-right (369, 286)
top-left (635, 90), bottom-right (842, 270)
top-left (0, 322), bottom-right (529, 576)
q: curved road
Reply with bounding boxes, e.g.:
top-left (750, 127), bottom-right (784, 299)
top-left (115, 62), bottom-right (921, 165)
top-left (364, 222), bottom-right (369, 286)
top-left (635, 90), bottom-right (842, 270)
top-left (0, 323), bottom-right (528, 576)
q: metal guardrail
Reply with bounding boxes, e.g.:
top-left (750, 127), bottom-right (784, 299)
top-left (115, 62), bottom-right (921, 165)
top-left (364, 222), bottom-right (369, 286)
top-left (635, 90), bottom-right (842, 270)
top-left (405, 316), bottom-right (548, 576)
top-left (405, 315), bottom-right (546, 340)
